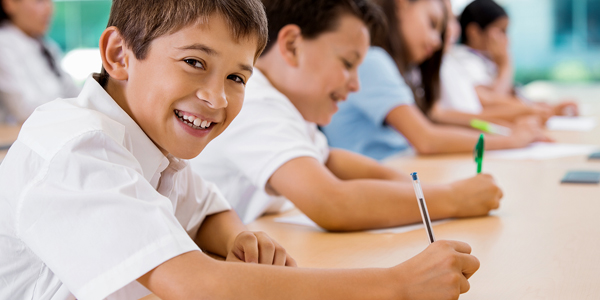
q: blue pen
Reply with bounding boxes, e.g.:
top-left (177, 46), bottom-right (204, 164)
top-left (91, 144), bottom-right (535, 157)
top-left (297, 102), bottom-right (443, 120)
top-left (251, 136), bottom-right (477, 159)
top-left (411, 172), bottom-right (436, 244)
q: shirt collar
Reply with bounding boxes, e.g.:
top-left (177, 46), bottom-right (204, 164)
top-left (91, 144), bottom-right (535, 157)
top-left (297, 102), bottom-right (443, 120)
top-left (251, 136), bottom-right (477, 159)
top-left (78, 76), bottom-right (170, 181)
top-left (247, 69), bottom-right (308, 122)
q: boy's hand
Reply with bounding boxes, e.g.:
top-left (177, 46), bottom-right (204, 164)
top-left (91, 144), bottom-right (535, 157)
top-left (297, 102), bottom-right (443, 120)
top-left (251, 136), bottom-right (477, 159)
top-left (393, 240), bottom-right (480, 300)
top-left (449, 174), bottom-right (502, 217)
top-left (226, 231), bottom-right (297, 267)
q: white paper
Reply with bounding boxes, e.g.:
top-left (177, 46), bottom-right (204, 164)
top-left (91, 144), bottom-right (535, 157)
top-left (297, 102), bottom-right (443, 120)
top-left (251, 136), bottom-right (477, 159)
top-left (486, 142), bottom-right (599, 160)
top-left (274, 214), bottom-right (449, 234)
top-left (546, 116), bottom-right (597, 132)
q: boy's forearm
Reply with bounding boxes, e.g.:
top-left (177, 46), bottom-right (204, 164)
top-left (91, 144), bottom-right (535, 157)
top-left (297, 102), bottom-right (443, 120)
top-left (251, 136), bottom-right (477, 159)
top-left (195, 210), bottom-right (246, 257)
top-left (141, 251), bottom-right (399, 300)
top-left (302, 179), bottom-right (456, 231)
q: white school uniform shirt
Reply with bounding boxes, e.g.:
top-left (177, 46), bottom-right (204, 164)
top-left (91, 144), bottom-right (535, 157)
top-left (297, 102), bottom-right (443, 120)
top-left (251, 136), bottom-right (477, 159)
top-left (0, 76), bottom-right (231, 300)
top-left (190, 69), bottom-right (330, 224)
top-left (0, 22), bottom-right (80, 124)
top-left (439, 51), bottom-right (484, 114)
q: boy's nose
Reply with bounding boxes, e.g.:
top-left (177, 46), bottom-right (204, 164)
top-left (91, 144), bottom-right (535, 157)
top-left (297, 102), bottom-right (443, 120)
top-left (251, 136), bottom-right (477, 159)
top-left (196, 85), bottom-right (228, 109)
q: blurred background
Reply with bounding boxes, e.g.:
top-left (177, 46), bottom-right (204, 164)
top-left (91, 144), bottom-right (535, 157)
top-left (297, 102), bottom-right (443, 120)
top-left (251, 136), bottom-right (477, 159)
top-left (49, 0), bottom-right (600, 85)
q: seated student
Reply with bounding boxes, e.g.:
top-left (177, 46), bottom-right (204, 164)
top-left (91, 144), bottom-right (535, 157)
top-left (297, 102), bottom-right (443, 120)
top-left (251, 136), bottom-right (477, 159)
top-left (440, 0), bottom-right (577, 122)
top-left (0, 0), bottom-right (480, 299)
top-left (191, 0), bottom-right (502, 234)
top-left (429, 0), bottom-right (546, 126)
top-left (322, 0), bottom-right (548, 161)
top-left (0, 0), bottom-right (79, 124)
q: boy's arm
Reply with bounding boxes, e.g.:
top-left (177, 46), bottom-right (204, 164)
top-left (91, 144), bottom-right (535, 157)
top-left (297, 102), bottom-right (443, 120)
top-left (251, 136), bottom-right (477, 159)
top-left (268, 155), bottom-right (502, 231)
top-left (325, 148), bottom-right (410, 182)
top-left (138, 240), bottom-right (479, 300)
top-left (195, 210), bottom-right (296, 266)
top-left (194, 210), bottom-right (246, 258)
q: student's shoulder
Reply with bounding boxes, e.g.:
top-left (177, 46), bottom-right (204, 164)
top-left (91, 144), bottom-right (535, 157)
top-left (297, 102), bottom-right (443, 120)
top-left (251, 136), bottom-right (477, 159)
top-left (18, 98), bottom-right (126, 160)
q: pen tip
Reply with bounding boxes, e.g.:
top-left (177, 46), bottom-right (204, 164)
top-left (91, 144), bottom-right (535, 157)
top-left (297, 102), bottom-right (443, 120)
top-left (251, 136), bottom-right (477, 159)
top-left (411, 172), bottom-right (418, 180)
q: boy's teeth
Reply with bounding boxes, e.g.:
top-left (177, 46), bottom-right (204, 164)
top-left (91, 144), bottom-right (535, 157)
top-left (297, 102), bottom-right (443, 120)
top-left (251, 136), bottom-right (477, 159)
top-left (176, 110), bottom-right (213, 129)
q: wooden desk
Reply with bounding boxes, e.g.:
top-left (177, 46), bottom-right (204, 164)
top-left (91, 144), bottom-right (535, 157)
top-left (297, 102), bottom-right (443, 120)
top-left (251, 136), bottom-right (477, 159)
top-left (0, 125), bottom-right (20, 162)
top-left (244, 108), bottom-right (600, 299)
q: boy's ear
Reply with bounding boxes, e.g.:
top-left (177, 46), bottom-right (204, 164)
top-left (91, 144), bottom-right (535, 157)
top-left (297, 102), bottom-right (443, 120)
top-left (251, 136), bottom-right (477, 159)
top-left (276, 24), bottom-right (302, 68)
top-left (99, 26), bottom-right (130, 81)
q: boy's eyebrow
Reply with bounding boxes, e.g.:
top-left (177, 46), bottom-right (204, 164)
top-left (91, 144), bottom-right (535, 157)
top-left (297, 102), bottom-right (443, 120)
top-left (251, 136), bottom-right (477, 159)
top-left (177, 44), bottom-right (253, 74)
top-left (177, 44), bottom-right (219, 56)
top-left (239, 64), bottom-right (253, 75)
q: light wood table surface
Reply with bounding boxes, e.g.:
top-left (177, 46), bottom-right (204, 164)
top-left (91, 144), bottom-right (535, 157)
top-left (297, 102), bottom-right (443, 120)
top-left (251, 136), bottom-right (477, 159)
top-left (142, 95), bottom-right (600, 299)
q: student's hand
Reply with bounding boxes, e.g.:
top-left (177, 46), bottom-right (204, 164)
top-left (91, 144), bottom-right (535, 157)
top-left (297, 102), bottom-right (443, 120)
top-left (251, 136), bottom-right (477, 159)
top-left (510, 115), bottom-right (553, 146)
top-left (449, 174), bottom-right (502, 217)
top-left (392, 240), bottom-right (480, 300)
top-left (226, 231), bottom-right (297, 267)
top-left (553, 100), bottom-right (579, 116)
top-left (486, 27), bottom-right (510, 67)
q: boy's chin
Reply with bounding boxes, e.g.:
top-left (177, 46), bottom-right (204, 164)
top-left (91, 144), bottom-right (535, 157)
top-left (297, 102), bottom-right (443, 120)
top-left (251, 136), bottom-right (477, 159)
top-left (167, 146), bottom-right (206, 160)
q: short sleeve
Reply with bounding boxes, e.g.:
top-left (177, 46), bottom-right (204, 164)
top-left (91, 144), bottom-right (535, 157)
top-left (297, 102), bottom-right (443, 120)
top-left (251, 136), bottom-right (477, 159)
top-left (347, 47), bottom-right (415, 126)
top-left (218, 100), bottom-right (325, 191)
top-left (16, 131), bottom-right (200, 300)
top-left (172, 168), bottom-right (231, 236)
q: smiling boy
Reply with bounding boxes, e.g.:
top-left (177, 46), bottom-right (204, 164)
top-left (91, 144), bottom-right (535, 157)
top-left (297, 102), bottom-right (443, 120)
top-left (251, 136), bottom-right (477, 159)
top-left (0, 0), bottom-right (293, 298)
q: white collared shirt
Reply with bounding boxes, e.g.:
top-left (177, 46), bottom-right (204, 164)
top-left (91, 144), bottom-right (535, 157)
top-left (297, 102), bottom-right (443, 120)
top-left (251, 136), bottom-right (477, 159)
top-left (0, 76), bottom-right (231, 300)
top-left (0, 23), bottom-right (80, 124)
top-left (189, 69), bottom-right (330, 224)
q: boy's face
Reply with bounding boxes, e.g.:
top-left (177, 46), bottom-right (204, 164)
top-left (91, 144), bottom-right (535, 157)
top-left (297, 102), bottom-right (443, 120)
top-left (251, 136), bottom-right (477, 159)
top-left (118, 14), bottom-right (257, 159)
top-left (284, 14), bottom-right (369, 126)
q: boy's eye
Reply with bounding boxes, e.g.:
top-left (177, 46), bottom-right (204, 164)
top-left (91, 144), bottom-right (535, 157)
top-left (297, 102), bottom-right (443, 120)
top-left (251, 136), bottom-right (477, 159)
top-left (184, 58), bottom-right (205, 69)
top-left (227, 74), bottom-right (246, 85)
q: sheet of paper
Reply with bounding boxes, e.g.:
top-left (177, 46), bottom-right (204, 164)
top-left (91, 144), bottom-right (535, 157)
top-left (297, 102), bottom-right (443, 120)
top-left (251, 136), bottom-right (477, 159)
top-left (274, 214), bottom-right (449, 234)
top-left (546, 116), bottom-right (597, 132)
top-left (486, 142), bottom-right (599, 160)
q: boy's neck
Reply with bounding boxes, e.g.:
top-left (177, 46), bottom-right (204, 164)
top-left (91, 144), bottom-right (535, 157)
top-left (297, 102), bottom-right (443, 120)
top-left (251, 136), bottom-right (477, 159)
top-left (255, 52), bottom-right (295, 104)
top-left (104, 78), bottom-right (131, 117)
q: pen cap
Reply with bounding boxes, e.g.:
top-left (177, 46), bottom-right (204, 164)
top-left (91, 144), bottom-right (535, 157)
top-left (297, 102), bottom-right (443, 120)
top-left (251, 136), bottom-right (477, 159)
top-left (411, 172), bottom-right (425, 199)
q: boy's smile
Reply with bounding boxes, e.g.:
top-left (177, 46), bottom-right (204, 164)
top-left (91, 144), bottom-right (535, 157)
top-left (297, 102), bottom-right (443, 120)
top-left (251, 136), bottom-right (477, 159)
top-left (261, 14), bottom-right (369, 126)
top-left (105, 14), bottom-right (258, 159)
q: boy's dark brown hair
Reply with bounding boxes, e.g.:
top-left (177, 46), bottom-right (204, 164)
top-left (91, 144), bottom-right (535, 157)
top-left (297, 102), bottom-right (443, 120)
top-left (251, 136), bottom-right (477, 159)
top-left (261, 0), bottom-right (386, 55)
top-left (97, 0), bottom-right (268, 86)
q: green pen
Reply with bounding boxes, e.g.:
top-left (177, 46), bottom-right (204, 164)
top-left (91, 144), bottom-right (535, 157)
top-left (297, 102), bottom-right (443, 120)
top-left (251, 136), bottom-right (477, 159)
top-left (474, 133), bottom-right (484, 174)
